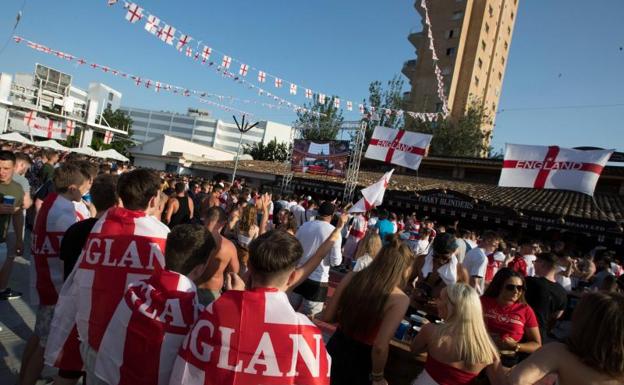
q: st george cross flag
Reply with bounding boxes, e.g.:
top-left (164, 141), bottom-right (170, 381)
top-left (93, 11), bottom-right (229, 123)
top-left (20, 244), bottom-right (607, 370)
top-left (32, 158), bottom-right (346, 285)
top-left (45, 207), bottom-right (170, 370)
top-left (31, 193), bottom-right (90, 306)
top-left (499, 143), bottom-right (613, 196)
top-left (125, 3), bottom-right (143, 23)
top-left (365, 126), bottom-right (432, 170)
top-left (349, 169), bottom-right (394, 213)
top-left (96, 270), bottom-right (199, 385)
top-left (169, 288), bottom-right (330, 385)
top-left (104, 131), bottom-right (114, 144)
top-left (145, 15), bottom-right (161, 34)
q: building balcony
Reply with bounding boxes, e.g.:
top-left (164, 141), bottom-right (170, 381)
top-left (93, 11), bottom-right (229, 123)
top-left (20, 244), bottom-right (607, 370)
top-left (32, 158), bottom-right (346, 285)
top-left (401, 60), bottom-right (418, 79)
top-left (408, 30), bottom-right (424, 48)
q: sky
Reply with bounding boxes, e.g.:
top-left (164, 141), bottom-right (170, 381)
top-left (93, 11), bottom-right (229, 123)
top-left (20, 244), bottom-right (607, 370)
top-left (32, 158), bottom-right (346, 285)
top-left (0, 0), bottom-right (622, 153)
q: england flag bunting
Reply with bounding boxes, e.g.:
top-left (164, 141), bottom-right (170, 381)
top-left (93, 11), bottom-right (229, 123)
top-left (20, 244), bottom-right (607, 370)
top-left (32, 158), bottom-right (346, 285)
top-left (95, 270), bottom-right (199, 385)
top-left (45, 207), bottom-right (170, 371)
top-left (160, 25), bottom-right (176, 45)
top-left (498, 143), bottom-right (613, 196)
top-left (239, 64), bottom-right (249, 76)
top-left (65, 120), bottom-right (75, 136)
top-left (169, 288), bottom-right (330, 385)
top-left (125, 3), bottom-right (143, 23)
top-left (201, 46), bottom-right (212, 62)
top-left (275, 78), bottom-right (283, 88)
top-left (177, 34), bottom-right (192, 51)
top-left (349, 169), bottom-right (394, 213)
top-left (23, 110), bottom-right (37, 127)
top-left (145, 15), bottom-right (160, 34)
top-left (289, 83), bottom-right (297, 95)
top-left (221, 55), bottom-right (232, 69)
top-left (346, 101), bottom-right (352, 111)
top-left (318, 93), bottom-right (325, 104)
top-left (305, 89), bottom-right (312, 99)
top-left (334, 98), bottom-right (340, 108)
top-left (364, 126), bottom-right (432, 170)
top-left (258, 71), bottom-right (266, 83)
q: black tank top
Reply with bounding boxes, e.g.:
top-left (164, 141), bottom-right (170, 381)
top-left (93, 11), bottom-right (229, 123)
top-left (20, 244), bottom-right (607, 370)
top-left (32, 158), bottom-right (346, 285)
top-left (169, 195), bottom-right (191, 228)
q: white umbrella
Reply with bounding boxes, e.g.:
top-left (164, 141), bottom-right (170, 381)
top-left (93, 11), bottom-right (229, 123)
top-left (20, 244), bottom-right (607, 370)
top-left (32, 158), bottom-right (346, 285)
top-left (72, 146), bottom-right (100, 158)
top-left (0, 132), bottom-right (34, 145)
top-left (97, 148), bottom-right (130, 162)
top-left (33, 140), bottom-right (71, 152)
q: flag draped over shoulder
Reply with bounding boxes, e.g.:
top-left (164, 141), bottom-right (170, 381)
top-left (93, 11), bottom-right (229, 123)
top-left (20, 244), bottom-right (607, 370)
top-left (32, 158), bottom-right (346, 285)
top-left (96, 270), bottom-right (199, 385)
top-left (169, 288), bottom-right (331, 385)
top-left (349, 170), bottom-right (394, 213)
top-left (31, 193), bottom-right (90, 306)
top-left (498, 143), bottom-right (613, 196)
top-left (45, 207), bottom-right (170, 369)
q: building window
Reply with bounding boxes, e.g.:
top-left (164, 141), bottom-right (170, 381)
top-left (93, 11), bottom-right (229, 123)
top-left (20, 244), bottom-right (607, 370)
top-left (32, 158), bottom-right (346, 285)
top-left (446, 47), bottom-right (456, 56)
top-left (498, 72), bottom-right (502, 80)
top-left (478, 58), bottom-right (483, 68)
top-left (485, 23), bottom-right (490, 33)
top-left (508, 26), bottom-right (511, 35)
top-left (442, 67), bottom-right (452, 75)
top-left (481, 40), bottom-right (486, 51)
top-left (107, 103), bottom-right (112, 110)
top-left (501, 56), bottom-right (505, 65)
top-left (489, 5), bottom-right (494, 16)
top-left (435, 103), bottom-right (443, 112)
top-left (505, 41), bottom-right (509, 50)
top-left (452, 11), bottom-right (463, 20)
top-left (108, 92), bottom-right (113, 101)
top-left (492, 102), bottom-right (497, 112)
top-left (475, 76), bottom-right (480, 86)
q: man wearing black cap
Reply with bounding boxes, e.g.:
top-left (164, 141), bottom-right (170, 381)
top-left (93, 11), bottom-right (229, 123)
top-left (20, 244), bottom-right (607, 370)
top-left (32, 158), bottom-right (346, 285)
top-left (288, 201), bottom-right (342, 316)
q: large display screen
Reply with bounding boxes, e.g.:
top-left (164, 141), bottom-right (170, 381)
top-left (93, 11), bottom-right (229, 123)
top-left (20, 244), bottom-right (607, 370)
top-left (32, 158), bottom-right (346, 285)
top-left (291, 139), bottom-right (350, 177)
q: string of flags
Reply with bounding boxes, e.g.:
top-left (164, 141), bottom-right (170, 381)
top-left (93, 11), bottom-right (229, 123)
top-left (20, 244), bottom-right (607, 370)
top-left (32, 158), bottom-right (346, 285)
top-left (13, 36), bottom-right (263, 117)
top-left (420, 0), bottom-right (450, 116)
top-left (107, 0), bottom-right (446, 122)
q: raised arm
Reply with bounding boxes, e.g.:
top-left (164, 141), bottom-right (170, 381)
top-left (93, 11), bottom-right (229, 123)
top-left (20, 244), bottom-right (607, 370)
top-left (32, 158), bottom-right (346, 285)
top-left (286, 213), bottom-right (348, 290)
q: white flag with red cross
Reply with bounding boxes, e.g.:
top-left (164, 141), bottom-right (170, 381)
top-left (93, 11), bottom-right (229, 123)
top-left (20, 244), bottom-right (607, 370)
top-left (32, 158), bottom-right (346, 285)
top-left (346, 101), bottom-right (353, 111)
top-left (258, 71), bottom-right (266, 83)
top-left (239, 64), bottom-right (249, 76)
top-left (274, 78), bottom-right (283, 88)
top-left (176, 34), bottom-right (192, 51)
top-left (144, 15), bottom-right (160, 34)
top-left (160, 25), bottom-right (176, 45)
top-left (334, 98), bottom-right (340, 108)
top-left (23, 110), bottom-right (37, 127)
top-left (95, 270), bottom-right (199, 385)
top-left (305, 88), bottom-right (312, 99)
top-left (365, 126), bottom-right (432, 170)
top-left (349, 169), bottom-right (394, 213)
top-left (289, 83), bottom-right (297, 95)
top-left (104, 131), bottom-right (114, 144)
top-left (498, 143), bottom-right (613, 196)
top-left (125, 3), bottom-right (143, 23)
top-left (169, 288), bottom-right (330, 385)
top-left (201, 46), bottom-right (212, 62)
top-left (65, 120), bottom-right (75, 136)
top-left (221, 55), bottom-right (232, 69)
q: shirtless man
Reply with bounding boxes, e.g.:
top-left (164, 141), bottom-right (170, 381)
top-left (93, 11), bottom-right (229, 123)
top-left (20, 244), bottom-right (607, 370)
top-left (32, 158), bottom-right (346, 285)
top-left (196, 206), bottom-right (239, 305)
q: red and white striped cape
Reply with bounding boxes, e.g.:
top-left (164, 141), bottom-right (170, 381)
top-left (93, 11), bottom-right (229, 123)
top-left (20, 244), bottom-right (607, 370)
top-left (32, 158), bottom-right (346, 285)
top-left (30, 193), bottom-right (90, 306)
top-left (45, 207), bottom-right (170, 369)
top-left (169, 288), bottom-right (331, 385)
top-left (96, 270), bottom-right (199, 385)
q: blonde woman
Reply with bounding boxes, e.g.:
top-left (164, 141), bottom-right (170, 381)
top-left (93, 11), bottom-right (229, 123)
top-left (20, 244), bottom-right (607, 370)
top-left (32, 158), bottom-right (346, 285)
top-left (352, 231), bottom-right (382, 272)
top-left (411, 283), bottom-right (501, 385)
top-left (236, 205), bottom-right (259, 247)
top-left (322, 235), bottom-right (414, 385)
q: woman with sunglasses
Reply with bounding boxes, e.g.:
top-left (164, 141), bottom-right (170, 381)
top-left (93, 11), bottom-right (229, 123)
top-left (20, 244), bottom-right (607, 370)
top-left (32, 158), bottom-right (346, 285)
top-left (481, 268), bottom-right (541, 358)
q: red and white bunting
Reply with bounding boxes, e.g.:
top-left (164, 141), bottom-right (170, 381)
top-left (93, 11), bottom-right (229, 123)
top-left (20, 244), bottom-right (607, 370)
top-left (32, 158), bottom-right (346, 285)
top-left (23, 110), bottom-right (37, 127)
top-left (132, 76), bottom-right (142, 86)
top-left (305, 88), bottom-right (312, 99)
top-left (201, 46), bottom-right (212, 62)
top-left (318, 93), bottom-right (326, 104)
top-left (359, 104), bottom-right (365, 114)
top-left (103, 131), bottom-right (114, 144)
top-left (346, 101), bottom-right (353, 111)
top-left (65, 120), bottom-right (75, 136)
top-left (499, 144), bottom-right (614, 196)
top-left (108, 0), bottom-right (118, 5)
top-left (365, 126), bottom-right (432, 170)
top-left (159, 24), bottom-right (176, 45)
top-left (144, 79), bottom-right (152, 88)
top-left (239, 63), bottom-right (249, 76)
top-left (185, 46), bottom-right (193, 57)
top-left (289, 83), bottom-right (297, 95)
top-left (334, 98), bottom-right (340, 108)
top-left (144, 14), bottom-right (160, 34)
top-left (257, 71), bottom-right (266, 83)
top-left (274, 77), bottom-right (282, 88)
top-left (154, 81), bottom-right (162, 92)
top-left (77, 58), bottom-right (86, 65)
top-left (221, 55), bottom-right (232, 69)
top-left (176, 34), bottom-right (192, 51)
top-left (125, 3), bottom-right (143, 23)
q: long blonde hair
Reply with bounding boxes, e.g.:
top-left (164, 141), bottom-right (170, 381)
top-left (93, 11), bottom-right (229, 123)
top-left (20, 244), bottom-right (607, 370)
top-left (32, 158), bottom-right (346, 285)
top-left (433, 283), bottom-right (498, 366)
top-left (238, 205), bottom-right (257, 233)
top-left (353, 231), bottom-right (382, 261)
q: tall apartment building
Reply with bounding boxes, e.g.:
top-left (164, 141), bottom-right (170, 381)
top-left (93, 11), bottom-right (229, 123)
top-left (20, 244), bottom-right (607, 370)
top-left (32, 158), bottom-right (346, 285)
top-left (121, 106), bottom-right (292, 154)
top-left (402, 0), bottom-right (519, 140)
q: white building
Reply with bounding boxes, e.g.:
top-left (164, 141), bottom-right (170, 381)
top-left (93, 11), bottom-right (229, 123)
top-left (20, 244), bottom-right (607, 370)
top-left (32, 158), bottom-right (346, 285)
top-left (0, 64), bottom-right (126, 146)
top-left (120, 106), bottom-right (293, 153)
top-left (129, 134), bottom-right (252, 174)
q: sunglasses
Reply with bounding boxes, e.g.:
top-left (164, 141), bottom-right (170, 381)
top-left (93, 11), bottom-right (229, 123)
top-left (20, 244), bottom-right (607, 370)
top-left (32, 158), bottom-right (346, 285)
top-left (504, 284), bottom-right (525, 292)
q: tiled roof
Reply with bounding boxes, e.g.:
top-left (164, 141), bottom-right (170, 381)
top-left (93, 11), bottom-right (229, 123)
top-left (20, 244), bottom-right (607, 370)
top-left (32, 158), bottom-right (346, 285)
top-left (196, 160), bottom-right (624, 223)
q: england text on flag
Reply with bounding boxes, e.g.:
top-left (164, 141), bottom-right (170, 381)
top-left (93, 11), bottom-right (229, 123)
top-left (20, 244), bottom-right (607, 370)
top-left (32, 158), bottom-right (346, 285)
top-left (364, 126), bottom-right (432, 171)
top-left (498, 143), bottom-right (613, 196)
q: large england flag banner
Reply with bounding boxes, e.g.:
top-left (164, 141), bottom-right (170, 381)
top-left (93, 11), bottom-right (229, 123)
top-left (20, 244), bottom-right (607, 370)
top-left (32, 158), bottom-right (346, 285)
top-left (365, 126), bottom-right (432, 170)
top-left (349, 169), bottom-right (394, 213)
top-left (96, 270), bottom-right (199, 385)
top-left (499, 144), bottom-right (613, 196)
top-left (45, 207), bottom-right (170, 370)
top-left (169, 288), bottom-right (331, 385)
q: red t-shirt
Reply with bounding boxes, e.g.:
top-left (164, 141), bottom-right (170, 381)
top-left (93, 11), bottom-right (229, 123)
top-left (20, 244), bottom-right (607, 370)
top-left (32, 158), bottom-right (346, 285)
top-left (481, 296), bottom-right (538, 342)
top-left (508, 256), bottom-right (528, 277)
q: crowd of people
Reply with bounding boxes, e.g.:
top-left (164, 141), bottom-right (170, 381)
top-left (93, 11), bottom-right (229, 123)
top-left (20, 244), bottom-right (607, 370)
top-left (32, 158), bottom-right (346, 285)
top-left (0, 143), bottom-right (623, 385)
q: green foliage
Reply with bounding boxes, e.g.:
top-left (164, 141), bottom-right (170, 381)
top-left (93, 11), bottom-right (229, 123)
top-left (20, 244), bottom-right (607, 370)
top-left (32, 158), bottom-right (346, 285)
top-left (243, 138), bottom-right (291, 162)
top-left (406, 99), bottom-right (492, 157)
top-left (294, 95), bottom-right (344, 141)
top-left (362, 75), bottom-right (405, 140)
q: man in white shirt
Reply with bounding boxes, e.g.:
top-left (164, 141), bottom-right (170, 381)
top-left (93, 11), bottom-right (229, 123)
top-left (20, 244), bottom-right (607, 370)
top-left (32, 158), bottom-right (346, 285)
top-left (290, 199), bottom-right (307, 228)
top-left (288, 201), bottom-right (342, 316)
top-left (463, 230), bottom-right (500, 295)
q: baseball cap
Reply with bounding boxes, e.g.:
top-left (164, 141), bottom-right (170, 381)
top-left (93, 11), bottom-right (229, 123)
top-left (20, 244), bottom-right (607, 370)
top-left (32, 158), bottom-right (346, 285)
top-left (318, 201), bottom-right (336, 217)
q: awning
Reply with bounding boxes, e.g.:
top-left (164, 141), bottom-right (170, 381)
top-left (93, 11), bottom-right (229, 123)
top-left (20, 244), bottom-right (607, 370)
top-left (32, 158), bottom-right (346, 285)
top-left (97, 148), bottom-right (129, 162)
top-left (0, 132), bottom-right (34, 144)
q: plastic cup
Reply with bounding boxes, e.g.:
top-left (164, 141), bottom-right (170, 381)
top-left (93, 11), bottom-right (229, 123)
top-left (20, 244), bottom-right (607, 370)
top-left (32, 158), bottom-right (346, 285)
top-left (394, 320), bottom-right (410, 340)
top-left (3, 195), bottom-right (15, 205)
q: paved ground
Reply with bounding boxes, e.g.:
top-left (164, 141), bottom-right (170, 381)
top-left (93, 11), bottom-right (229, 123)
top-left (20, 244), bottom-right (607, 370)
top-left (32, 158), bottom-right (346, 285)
top-left (0, 242), bottom-right (57, 384)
